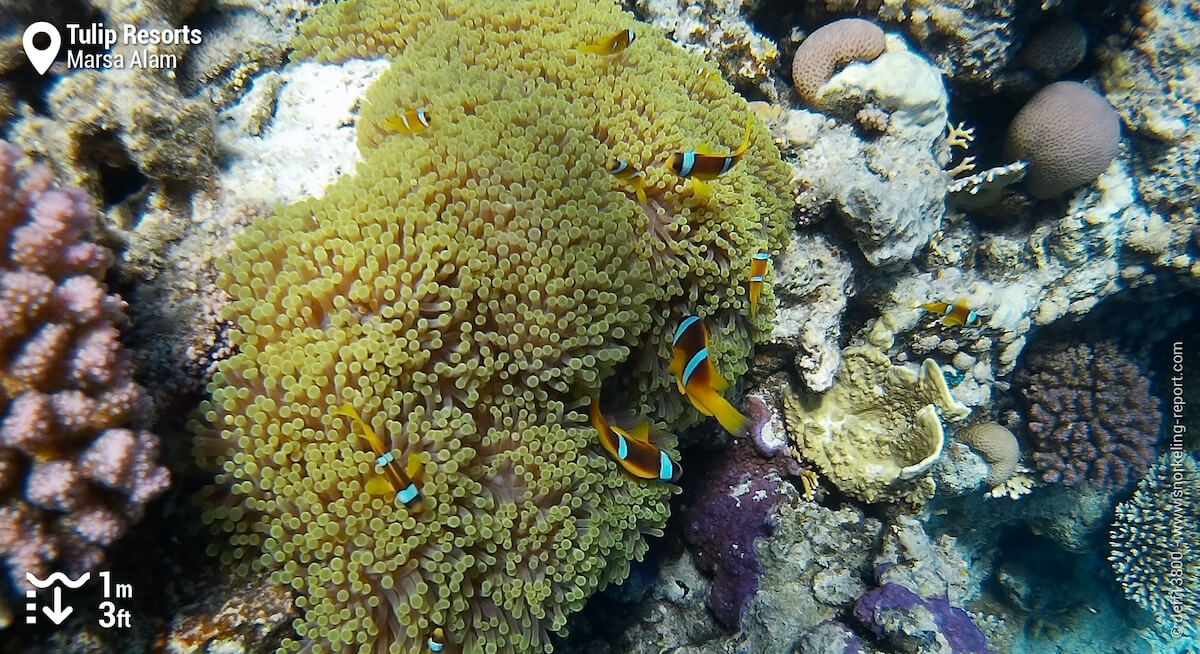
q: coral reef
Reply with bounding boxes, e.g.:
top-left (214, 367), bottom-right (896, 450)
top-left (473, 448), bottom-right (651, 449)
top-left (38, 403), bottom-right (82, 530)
top-left (797, 0), bottom-right (1022, 93)
top-left (1109, 452), bottom-right (1200, 636)
top-left (1099, 0), bottom-right (1200, 284)
top-left (1015, 341), bottom-right (1160, 490)
top-left (783, 345), bottom-right (970, 504)
top-left (852, 516), bottom-right (992, 653)
top-left (1004, 81), bottom-right (1121, 199)
top-left (628, 0), bottom-right (788, 102)
top-left (764, 230), bottom-right (854, 392)
top-left (955, 423), bottom-right (1019, 489)
top-left (0, 142), bottom-right (169, 593)
top-left (784, 33), bottom-right (949, 268)
top-left (681, 435), bottom-right (789, 629)
top-left (196, 1), bottom-right (792, 654)
top-left (790, 18), bottom-right (886, 105)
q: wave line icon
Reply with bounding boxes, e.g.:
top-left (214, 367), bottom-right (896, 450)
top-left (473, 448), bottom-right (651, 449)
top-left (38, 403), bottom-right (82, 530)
top-left (26, 571), bottom-right (90, 588)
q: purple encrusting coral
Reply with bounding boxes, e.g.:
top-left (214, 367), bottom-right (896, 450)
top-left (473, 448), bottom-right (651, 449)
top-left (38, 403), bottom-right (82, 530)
top-left (682, 432), bottom-right (788, 629)
top-left (0, 141), bottom-right (169, 593)
top-left (855, 583), bottom-right (995, 654)
top-left (1015, 341), bottom-right (1160, 490)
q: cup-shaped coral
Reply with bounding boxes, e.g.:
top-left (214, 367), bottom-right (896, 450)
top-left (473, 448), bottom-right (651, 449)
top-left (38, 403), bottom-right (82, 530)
top-left (782, 345), bottom-right (970, 504)
top-left (194, 0), bottom-right (793, 652)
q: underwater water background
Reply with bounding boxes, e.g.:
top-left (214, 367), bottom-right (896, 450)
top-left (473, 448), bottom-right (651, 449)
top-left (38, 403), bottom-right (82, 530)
top-left (0, 0), bottom-right (1197, 653)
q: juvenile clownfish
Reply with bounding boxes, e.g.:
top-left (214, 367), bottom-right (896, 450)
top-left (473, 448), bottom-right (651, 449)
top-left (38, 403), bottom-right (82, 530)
top-left (667, 317), bottom-right (749, 436)
top-left (748, 251), bottom-right (770, 315)
top-left (919, 300), bottom-right (982, 327)
top-left (589, 399), bottom-right (681, 482)
top-left (664, 117), bottom-right (753, 200)
top-left (607, 159), bottom-right (648, 203)
top-left (578, 28), bottom-right (636, 55)
top-left (332, 404), bottom-right (425, 512)
top-left (384, 108), bottom-right (431, 134)
top-left (427, 627), bottom-right (446, 653)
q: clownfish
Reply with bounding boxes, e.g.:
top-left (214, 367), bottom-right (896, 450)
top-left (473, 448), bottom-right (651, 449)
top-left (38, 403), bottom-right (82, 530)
top-left (667, 317), bottom-right (748, 436)
top-left (607, 159), bottom-right (648, 203)
top-left (384, 108), bottom-right (431, 134)
top-left (427, 627), bottom-right (446, 653)
top-left (578, 28), bottom-right (636, 55)
top-left (664, 117), bottom-right (753, 200)
top-left (589, 399), bottom-right (681, 482)
top-left (332, 404), bottom-right (425, 512)
top-left (919, 300), bottom-right (982, 327)
top-left (748, 251), bottom-right (770, 315)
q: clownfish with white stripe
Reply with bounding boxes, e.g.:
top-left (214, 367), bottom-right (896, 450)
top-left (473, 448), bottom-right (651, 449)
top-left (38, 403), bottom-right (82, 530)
top-left (578, 28), bottom-right (636, 56)
top-left (332, 404), bottom-right (425, 513)
top-left (664, 117), bottom-right (753, 200)
top-left (607, 159), bottom-right (648, 203)
top-left (384, 108), bottom-right (431, 134)
top-left (919, 299), bottom-right (982, 327)
top-left (668, 317), bottom-right (748, 436)
top-left (427, 627), bottom-right (446, 653)
top-left (748, 251), bottom-right (770, 315)
top-left (590, 399), bottom-right (682, 483)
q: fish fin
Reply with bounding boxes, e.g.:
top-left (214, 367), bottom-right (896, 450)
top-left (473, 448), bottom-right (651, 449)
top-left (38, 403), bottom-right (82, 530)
top-left (695, 143), bottom-right (716, 155)
top-left (332, 403), bottom-right (387, 453)
top-left (366, 475), bottom-right (394, 496)
top-left (624, 421), bottom-right (651, 444)
top-left (710, 364), bottom-right (731, 392)
top-left (689, 178), bottom-right (712, 201)
top-left (692, 386), bottom-right (748, 436)
top-left (405, 454), bottom-right (423, 481)
top-left (634, 180), bottom-right (647, 204)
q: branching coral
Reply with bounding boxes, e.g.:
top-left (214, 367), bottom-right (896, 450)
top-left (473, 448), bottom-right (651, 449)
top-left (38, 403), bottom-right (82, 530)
top-left (1015, 341), bottom-right (1160, 491)
top-left (1109, 452), bottom-right (1199, 634)
top-left (0, 142), bottom-right (169, 594)
top-left (195, 1), bottom-right (793, 653)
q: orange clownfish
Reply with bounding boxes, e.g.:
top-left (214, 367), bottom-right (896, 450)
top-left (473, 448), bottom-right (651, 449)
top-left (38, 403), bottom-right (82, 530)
top-left (664, 117), bottom-right (753, 200)
top-left (384, 108), bottom-right (431, 134)
top-left (607, 159), bottom-right (648, 203)
top-left (332, 404), bottom-right (425, 512)
top-left (427, 627), bottom-right (446, 653)
top-left (919, 300), bottom-right (982, 327)
top-left (590, 399), bottom-right (681, 482)
top-left (578, 28), bottom-right (636, 55)
top-left (667, 317), bottom-right (748, 436)
top-left (749, 251), bottom-right (770, 315)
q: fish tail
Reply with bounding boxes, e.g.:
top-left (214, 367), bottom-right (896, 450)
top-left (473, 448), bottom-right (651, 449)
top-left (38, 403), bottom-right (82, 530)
top-left (692, 385), bottom-right (747, 436)
top-left (750, 282), bottom-right (762, 315)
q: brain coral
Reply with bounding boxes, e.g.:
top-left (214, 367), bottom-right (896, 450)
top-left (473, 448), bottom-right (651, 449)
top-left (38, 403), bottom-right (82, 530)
top-left (791, 18), bottom-right (886, 105)
top-left (956, 422), bottom-right (1019, 489)
top-left (1015, 341), bottom-right (1160, 491)
top-left (1109, 452), bottom-right (1199, 634)
top-left (0, 142), bottom-right (169, 594)
top-left (1019, 19), bottom-right (1087, 80)
top-left (1004, 81), bottom-right (1121, 199)
top-left (194, 1), bottom-right (792, 653)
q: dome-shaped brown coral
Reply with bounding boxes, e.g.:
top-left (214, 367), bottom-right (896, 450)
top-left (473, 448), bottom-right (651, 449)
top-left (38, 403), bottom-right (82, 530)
top-left (957, 422), bottom-right (1019, 488)
top-left (791, 18), bottom-right (886, 105)
top-left (1020, 19), bottom-right (1087, 80)
top-left (1004, 81), bottom-right (1120, 199)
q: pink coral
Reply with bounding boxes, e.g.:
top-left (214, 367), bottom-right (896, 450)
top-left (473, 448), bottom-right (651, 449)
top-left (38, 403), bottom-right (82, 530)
top-left (0, 141), bottom-right (169, 594)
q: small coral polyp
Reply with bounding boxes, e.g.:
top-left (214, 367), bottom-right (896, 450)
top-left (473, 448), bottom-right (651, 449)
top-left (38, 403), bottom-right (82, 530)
top-left (194, 0), bottom-right (792, 652)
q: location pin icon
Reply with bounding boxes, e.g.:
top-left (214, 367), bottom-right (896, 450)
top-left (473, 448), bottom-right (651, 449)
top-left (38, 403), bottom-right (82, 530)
top-left (23, 22), bottom-right (61, 75)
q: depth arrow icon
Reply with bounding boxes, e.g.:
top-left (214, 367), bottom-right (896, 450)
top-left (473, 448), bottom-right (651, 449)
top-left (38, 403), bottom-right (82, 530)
top-left (42, 587), bottom-right (72, 624)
